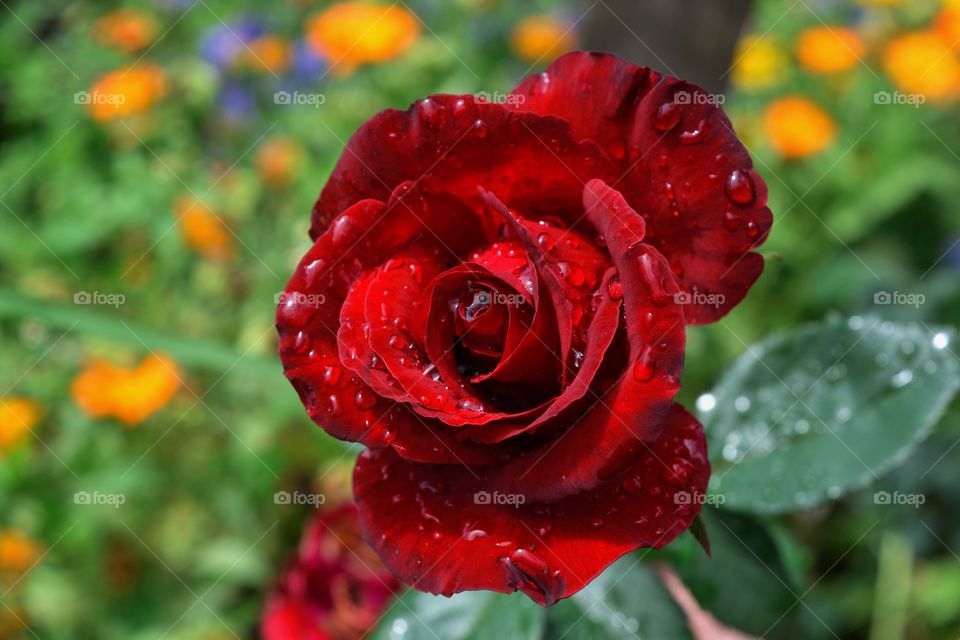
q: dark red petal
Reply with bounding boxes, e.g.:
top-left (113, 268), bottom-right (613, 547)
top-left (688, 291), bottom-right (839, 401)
top-left (278, 198), bottom-right (497, 465)
top-left (510, 52), bottom-right (772, 324)
top-left (353, 404), bottom-right (709, 606)
top-left (483, 181), bottom-right (685, 502)
top-left (310, 95), bottom-right (613, 239)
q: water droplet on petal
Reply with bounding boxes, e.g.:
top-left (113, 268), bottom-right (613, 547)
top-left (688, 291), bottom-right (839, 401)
top-left (652, 101), bottom-right (681, 131)
top-left (354, 389), bottom-right (377, 410)
top-left (725, 169), bottom-right (756, 206)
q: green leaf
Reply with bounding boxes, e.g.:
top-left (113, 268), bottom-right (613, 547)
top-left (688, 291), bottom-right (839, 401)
top-left (369, 589), bottom-right (545, 640)
top-left (703, 316), bottom-right (960, 514)
top-left (545, 557), bottom-right (692, 640)
top-left (668, 510), bottom-right (805, 638)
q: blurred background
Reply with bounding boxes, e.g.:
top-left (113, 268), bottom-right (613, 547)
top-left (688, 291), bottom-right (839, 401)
top-left (2, 0), bottom-right (960, 638)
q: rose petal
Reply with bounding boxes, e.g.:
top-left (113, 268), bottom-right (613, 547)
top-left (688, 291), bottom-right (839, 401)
top-left (353, 404), bottom-right (709, 606)
top-left (279, 197), bottom-right (498, 464)
top-left (478, 181), bottom-right (685, 501)
top-left (310, 95), bottom-right (613, 239)
top-left (509, 52), bottom-right (772, 324)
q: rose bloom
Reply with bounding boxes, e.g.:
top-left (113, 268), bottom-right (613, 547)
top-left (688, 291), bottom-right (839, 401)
top-left (277, 51), bottom-right (771, 605)
top-left (261, 505), bottom-right (400, 640)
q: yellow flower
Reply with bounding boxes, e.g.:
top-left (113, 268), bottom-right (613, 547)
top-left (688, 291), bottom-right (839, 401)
top-left (173, 195), bottom-right (234, 261)
top-left (256, 137), bottom-right (303, 187)
top-left (884, 31), bottom-right (960, 102)
top-left (92, 9), bottom-right (157, 53)
top-left (243, 36), bottom-right (292, 74)
top-left (87, 63), bottom-right (166, 122)
top-left (71, 354), bottom-right (181, 426)
top-left (306, 2), bottom-right (420, 76)
top-left (510, 14), bottom-right (577, 64)
top-left (763, 96), bottom-right (837, 159)
top-left (0, 398), bottom-right (40, 454)
top-left (0, 530), bottom-right (40, 574)
top-left (732, 35), bottom-right (787, 90)
top-left (796, 26), bottom-right (865, 74)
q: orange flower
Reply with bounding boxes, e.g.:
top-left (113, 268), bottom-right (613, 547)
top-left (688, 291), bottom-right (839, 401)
top-left (0, 530), bottom-right (40, 573)
top-left (92, 9), bottom-right (157, 53)
top-left (510, 14), bottom-right (577, 64)
top-left (86, 62), bottom-right (166, 121)
top-left (884, 31), bottom-right (960, 102)
top-left (71, 354), bottom-right (180, 426)
top-left (0, 398), bottom-right (40, 454)
top-left (173, 195), bottom-right (234, 261)
top-left (934, 7), bottom-right (960, 48)
top-left (306, 2), bottom-right (420, 76)
top-left (796, 26), bottom-right (865, 74)
top-left (256, 137), bottom-right (303, 187)
top-left (243, 36), bottom-right (293, 74)
top-left (763, 96), bottom-right (837, 159)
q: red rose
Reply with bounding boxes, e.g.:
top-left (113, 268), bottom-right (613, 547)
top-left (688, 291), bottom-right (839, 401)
top-left (277, 52), bottom-right (771, 605)
top-left (261, 504), bottom-right (400, 640)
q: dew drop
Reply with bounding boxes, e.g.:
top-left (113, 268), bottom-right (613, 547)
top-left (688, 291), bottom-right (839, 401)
top-left (354, 389), bottom-right (377, 410)
top-left (473, 119), bottom-right (488, 138)
top-left (331, 214), bottom-right (354, 243)
top-left (652, 101), bottom-right (681, 131)
top-left (933, 332), bottom-right (950, 350)
top-left (696, 393), bottom-right (716, 412)
top-left (607, 278), bottom-right (624, 301)
top-left (725, 169), bottom-right (756, 206)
